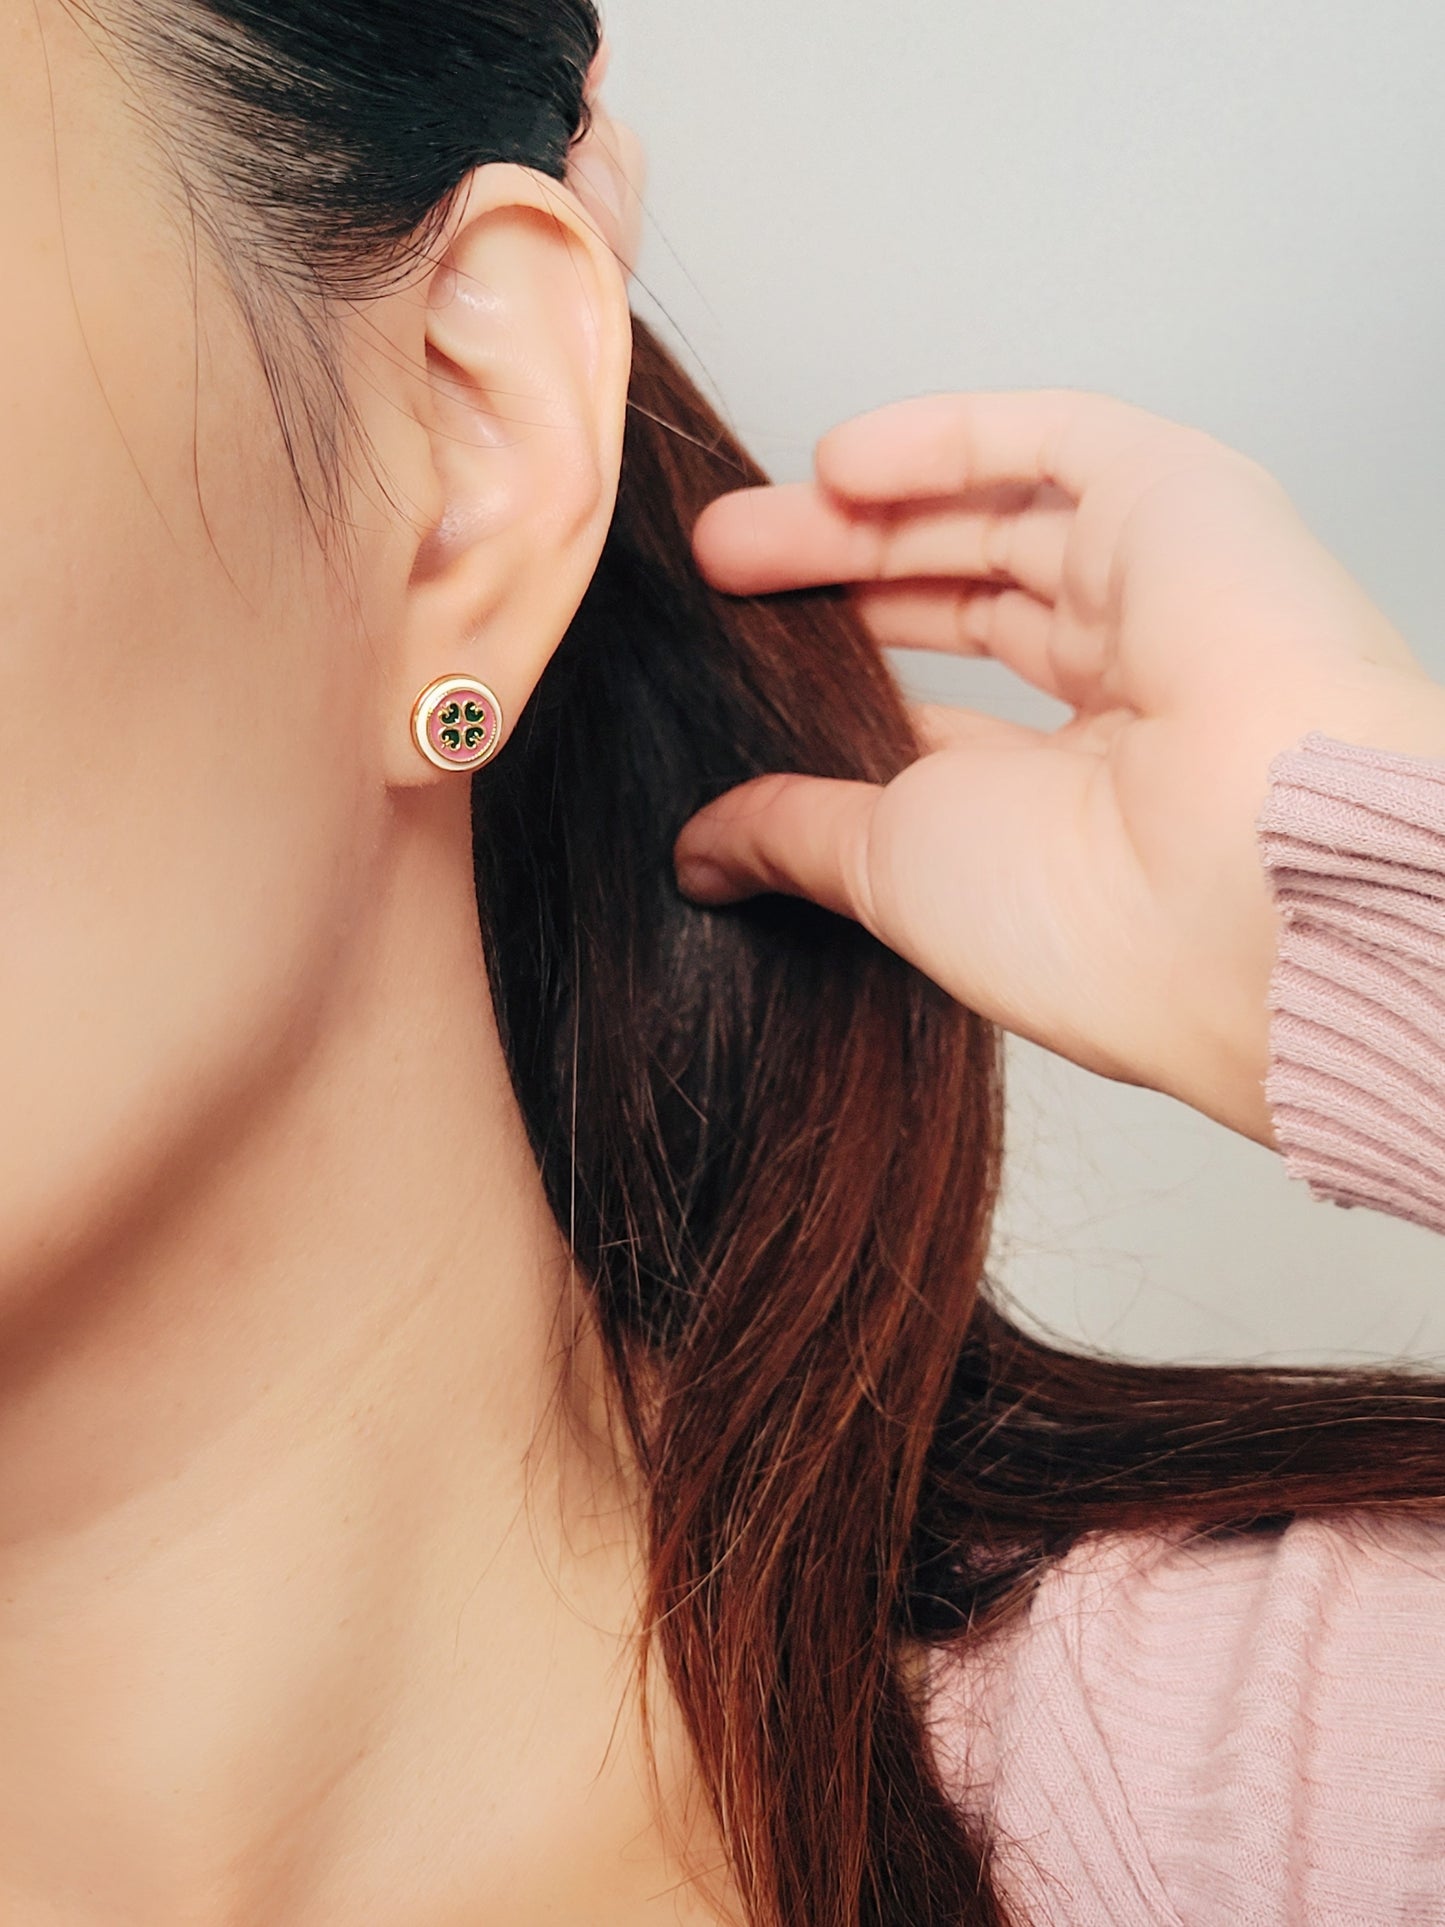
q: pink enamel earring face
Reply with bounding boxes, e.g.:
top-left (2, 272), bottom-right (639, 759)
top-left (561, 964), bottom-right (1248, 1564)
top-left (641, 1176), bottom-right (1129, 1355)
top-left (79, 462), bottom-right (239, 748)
top-left (410, 676), bottom-right (505, 773)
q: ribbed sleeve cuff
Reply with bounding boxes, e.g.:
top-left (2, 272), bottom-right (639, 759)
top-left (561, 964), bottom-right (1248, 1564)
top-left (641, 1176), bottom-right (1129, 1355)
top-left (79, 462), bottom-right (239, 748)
top-left (1255, 730), bottom-right (1445, 1236)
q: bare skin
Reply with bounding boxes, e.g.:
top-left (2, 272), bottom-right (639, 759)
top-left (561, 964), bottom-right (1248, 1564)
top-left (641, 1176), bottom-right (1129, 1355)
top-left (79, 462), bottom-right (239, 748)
top-left (0, 4), bottom-right (737, 1922)
top-left (9, 0), bottom-right (1444, 1920)
top-left (676, 400), bottom-right (1445, 1148)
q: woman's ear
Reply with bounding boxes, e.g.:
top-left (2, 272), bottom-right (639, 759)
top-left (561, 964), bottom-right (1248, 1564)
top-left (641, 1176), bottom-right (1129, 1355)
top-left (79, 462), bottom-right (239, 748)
top-left (361, 162), bottom-right (632, 788)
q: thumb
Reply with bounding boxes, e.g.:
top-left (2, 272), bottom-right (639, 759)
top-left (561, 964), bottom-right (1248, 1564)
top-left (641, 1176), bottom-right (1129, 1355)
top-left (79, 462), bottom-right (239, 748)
top-left (673, 771), bottom-right (885, 928)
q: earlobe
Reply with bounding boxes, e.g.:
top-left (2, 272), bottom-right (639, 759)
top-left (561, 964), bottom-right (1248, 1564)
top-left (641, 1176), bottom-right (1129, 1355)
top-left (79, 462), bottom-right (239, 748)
top-left (387, 162), bottom-right (632, 789)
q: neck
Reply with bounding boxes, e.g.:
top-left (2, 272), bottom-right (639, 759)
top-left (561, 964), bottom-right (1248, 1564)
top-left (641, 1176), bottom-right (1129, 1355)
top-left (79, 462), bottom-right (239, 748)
top-left (0, 817), bottom-right (726, 1925)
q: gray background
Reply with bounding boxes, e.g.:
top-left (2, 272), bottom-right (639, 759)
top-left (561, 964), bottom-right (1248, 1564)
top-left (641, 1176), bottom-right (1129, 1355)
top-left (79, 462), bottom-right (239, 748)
top-left (600, 0), bottom-right (1445, 1366)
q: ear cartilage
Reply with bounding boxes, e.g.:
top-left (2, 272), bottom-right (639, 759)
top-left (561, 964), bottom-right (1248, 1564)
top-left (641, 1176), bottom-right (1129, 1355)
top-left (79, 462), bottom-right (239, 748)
top-left (410, 675), bottom-right (505, 773)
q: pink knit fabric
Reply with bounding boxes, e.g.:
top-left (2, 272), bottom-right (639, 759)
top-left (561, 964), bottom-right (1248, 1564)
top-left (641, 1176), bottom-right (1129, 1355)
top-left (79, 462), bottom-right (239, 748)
top-left (1258, 731), bottom-right (1445, 1238)
top-left (923, 731), bottom-right (1445, 1924)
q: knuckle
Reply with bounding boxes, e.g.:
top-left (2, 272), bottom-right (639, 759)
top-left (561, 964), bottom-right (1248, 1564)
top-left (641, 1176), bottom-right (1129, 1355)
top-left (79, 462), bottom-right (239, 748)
top-left (841, 802), bottom-right (885, 934)
top-left (740, 770), bottom-right (798, 828)
top-left (981, 512), bottom-right (1012, 578)
top-left (868, 511), bottom-right (903, 581)
top-left (953, 587), bottom-right (990, 651)
top-left (1040, 391), bottom-right (1091, 482)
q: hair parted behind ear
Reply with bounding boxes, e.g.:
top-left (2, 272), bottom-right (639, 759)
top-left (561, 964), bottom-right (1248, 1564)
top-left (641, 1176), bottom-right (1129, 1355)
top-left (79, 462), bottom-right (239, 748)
top-left (101, 1), bottom-right (1445, 1921)
top-left (472, 311), bottom-right (1011, 1922)
top-left (473, 309), bottom-right (1445, 1927)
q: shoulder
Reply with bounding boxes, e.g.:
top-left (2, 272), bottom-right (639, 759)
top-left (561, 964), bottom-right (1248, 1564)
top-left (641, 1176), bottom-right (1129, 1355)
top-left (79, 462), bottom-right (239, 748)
top-left (923, 1509), bottom-right (1445, 1926)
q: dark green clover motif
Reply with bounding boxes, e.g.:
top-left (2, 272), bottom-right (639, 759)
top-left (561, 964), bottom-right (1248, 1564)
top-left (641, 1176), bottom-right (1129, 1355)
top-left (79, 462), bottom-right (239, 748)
top-left (437, 699), bottom-right (490, 753)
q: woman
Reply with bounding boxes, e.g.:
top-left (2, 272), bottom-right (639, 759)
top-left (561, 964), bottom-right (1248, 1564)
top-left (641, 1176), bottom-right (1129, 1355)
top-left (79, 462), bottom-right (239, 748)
top-left (5, 1), bottom-right (1444, 1922)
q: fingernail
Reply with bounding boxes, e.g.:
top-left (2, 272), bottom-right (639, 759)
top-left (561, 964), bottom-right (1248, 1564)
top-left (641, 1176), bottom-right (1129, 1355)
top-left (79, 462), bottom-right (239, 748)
top-left (675, 856), bottom-right (734, 902)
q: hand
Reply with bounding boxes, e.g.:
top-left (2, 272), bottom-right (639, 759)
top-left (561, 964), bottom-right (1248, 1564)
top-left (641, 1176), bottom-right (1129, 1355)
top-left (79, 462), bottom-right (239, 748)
top-left (566, 39), bottom-right (646, 279)
top-left (672, 389), bottom-right (1445, 1148)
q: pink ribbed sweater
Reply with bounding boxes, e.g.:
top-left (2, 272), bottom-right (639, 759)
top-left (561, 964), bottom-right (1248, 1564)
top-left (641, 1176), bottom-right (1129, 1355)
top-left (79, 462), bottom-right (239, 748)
top-left (923, 730), bottom-right (1445, 1925)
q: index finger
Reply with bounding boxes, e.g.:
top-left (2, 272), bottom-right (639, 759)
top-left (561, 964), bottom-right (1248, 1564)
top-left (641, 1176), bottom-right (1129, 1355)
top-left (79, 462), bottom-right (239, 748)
top-left (814, 388), bottom-right (1188, 505)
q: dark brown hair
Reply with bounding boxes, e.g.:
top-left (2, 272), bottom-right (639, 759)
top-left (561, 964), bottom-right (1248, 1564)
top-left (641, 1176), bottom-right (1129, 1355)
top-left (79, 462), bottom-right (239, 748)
top-left (86, 1), bottom-right (1445, 1919)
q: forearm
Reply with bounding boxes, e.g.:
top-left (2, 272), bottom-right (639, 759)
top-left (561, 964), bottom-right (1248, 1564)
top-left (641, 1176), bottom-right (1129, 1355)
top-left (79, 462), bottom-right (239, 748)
top-left (1253, 709), bottom-right (1445, 1232)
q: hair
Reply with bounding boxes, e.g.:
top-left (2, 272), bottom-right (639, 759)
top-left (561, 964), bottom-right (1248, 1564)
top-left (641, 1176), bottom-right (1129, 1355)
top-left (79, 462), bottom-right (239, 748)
top-left (73, 1), bottom-right (1445, 1919)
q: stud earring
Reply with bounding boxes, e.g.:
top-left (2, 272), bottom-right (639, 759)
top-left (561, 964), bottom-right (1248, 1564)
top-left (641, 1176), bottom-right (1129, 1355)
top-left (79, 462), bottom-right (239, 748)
top-left (410, 674), bottom-right (505, 773)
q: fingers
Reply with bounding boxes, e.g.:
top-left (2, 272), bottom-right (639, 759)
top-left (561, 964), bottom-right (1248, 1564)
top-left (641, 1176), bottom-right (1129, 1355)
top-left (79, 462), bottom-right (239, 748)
top-left (870, 584), bottom-right (1072, 701)
top-left (690, 475), bottom-right (1070, 698)
top-left (671, 707), bottom-right (1044, 914)
top-left (691, 482), bottom-right (1072, 604)
top-left (673, 772), bottom-right (884, 921)
top-left (853, 579), bottom-right (1061, 684)
top-left (907, 701), bottom-right (1050, 756)
top-left (813, 388), bottom-right (1189, 505)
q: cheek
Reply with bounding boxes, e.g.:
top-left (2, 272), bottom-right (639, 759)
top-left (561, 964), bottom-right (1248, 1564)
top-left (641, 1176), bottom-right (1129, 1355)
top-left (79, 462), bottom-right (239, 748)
top-left (0, 219), bottom-right (374, 1296)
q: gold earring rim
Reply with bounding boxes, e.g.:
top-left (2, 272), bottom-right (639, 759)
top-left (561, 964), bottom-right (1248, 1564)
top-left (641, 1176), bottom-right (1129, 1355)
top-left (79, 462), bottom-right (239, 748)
top-left (410, 674), bottom-right (506, 774)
